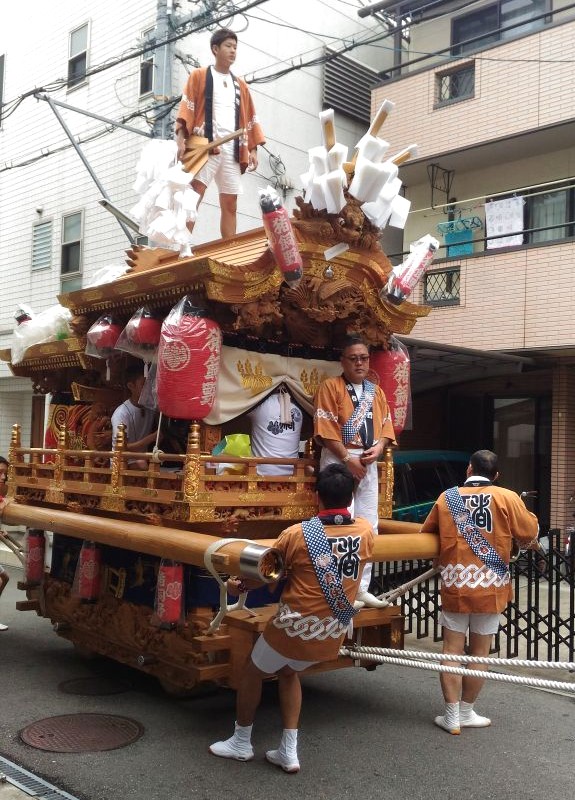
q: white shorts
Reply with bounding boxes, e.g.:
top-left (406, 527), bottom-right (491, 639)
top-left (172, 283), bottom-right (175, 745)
top-left (250, 635), bottom-right (317, 674)
top-left (194, 143), bottom-right (242, 195)
top-left (440, 610), bottom-right (501, 636)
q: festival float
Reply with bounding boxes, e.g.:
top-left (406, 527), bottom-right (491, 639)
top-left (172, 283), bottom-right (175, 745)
top-left (0, 101), bottom-right (440, 694)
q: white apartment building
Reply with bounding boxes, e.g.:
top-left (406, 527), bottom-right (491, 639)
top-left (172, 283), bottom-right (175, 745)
top-left (0, 0), bottom-right (396, 454)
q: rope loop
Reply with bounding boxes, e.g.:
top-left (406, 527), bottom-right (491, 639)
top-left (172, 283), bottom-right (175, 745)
top-left (204, 538), bottom-right (259, 634)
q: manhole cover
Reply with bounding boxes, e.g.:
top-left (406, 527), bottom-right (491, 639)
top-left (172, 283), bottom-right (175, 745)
top-left (20, 714), bottom-right (145, 752)
top-left (59, 676), bottom-right (131, 696)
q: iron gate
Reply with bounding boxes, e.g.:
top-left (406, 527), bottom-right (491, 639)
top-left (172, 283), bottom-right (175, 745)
top-left (372, 529), bottom-right (575, 661)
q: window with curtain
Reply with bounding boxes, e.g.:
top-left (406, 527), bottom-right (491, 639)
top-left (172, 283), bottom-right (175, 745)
top-left (529, 190), bottom-right (569, 243)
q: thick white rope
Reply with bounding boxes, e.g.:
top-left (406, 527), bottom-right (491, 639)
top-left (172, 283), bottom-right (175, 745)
top-left (339, 648), bottom-right (575, 692)
top-left (151, 411), bottom-right (164, 462)
top-left (345, 645), bottom-right (575, 671)
top-left (203, 538), bottom-right (258, 634)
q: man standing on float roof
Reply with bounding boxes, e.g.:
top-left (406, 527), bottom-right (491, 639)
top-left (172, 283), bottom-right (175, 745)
top-left (174, 28), bottom-right (266, 239)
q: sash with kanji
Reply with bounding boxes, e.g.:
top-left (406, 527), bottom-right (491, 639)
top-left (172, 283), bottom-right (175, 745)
top-left (301, 516), bottom-right (358, 627)
top-left (342, 380), bottom-right (375, 448)
top-left (444, 487), bottom-right (509, 579)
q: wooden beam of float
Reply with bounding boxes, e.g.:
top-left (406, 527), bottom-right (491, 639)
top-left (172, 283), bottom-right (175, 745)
top-left (1, 501), bottom-right (437, 571)
top-left (255, 518), bottom-right (438, 563)
top-left (0, 501), bottom-right (283, 583)
top-left (257, 533), bottom-right (438, 562)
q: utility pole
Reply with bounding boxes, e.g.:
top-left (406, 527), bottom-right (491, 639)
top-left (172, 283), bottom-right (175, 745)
top-left (153, 0), bottom-right (174, 139)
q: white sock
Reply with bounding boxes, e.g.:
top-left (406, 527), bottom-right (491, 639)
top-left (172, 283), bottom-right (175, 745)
top-left (233, 721), bottom-right (253, 744)
top-left (444, 702), bottom-right (460, 728)
top-left (280, 728), bottom-right (298, 755)
top-left (459, 701), bottom-right (474, 719)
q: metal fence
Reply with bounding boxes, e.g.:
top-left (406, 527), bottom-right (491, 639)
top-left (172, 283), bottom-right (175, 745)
top-left (372, 529), bottom-right (575, 661)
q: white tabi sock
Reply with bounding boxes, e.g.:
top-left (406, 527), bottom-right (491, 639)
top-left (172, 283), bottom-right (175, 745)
top-left (266, 729), bottom-right (300, 773)
top-left (434, 701), bottom-right (461, 734)
top-left (444, 702), bottom-right (460, 728)
top-left (233, 721), bottom-right (253, 744)
top-left (459, 701), bottom-right (491, 727)
top-left (209, 721), bottom-right (254, 760)
top-left (279, 728), bottom-right (298, 755)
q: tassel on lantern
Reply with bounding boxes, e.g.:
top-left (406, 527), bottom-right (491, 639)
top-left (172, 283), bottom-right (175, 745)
top-left (25, 529), bottom-right (46, 585)
top-left (154, 559), bottom-right (184, 628)
top-left (73, 541), bottom-right (102, 602)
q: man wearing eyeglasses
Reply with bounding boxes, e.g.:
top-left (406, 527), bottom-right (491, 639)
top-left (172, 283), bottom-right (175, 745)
top-left (313, 336), bottom-right (396, 608)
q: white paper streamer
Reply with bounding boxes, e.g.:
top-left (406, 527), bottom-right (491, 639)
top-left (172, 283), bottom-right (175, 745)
top-left (130, 140), bottom-right (200, 252)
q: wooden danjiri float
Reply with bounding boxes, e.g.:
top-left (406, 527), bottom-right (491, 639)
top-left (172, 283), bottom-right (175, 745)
top-left (0, 111), bottom-right (440, 695)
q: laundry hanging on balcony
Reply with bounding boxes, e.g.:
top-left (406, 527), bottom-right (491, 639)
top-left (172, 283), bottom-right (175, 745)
top-left (484, 196), bottom-right (525, 249)
top-left (436, 216), bottom-right (482, 256)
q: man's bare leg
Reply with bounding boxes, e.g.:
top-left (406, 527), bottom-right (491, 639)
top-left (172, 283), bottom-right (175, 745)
top-left (236, 658), bottom-right (267, 726)
top-left (277, 667), bottom-right (302, 729)
top-left (439, 627), bottom-right (466, 703)
top-left (266, 666), bottom-right (301, 773)
top-left (0, 570), bottom-right (9, 630)
top-left (219, 192), bottom-right (237, 238)
top-left (186, 179), bottom-right (207, 234)
top-left (209, 657), bottom-right (267, 761)
top-left (434, 626), bottom-right (466, 734)
top-left (459, 630), bottom-right (493, 728)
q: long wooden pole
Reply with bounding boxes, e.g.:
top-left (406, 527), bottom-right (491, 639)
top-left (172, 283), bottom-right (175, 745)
top-left (1, 501), bottom-right (438, 569)
top-left (0, 501), bottom-right (282, 581)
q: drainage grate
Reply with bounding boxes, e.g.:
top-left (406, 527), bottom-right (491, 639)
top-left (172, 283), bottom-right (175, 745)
top-left (0, 755), bottom-right (81, 799)
top-left (58, 676), bottom-right (131, 696)
top-left (20, 713), bottom-right (144, 753)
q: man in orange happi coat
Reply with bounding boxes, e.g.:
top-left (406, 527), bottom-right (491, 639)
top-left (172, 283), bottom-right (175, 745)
top-left (175, 27), bottom-right (265, 239)
top-left (421, 449), bottom-right (539, 734)
top-left (314, 336), bottom-right (396, 608)
top-left (209, 464), bottom-right (374, 773)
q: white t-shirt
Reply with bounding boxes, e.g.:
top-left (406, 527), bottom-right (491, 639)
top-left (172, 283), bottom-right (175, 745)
top-left (210, 66), bottom-right (236, 139)
top-left (248, 393), bottom-right (304, 476)
top-left (111, 399), bottom-right (156, 448)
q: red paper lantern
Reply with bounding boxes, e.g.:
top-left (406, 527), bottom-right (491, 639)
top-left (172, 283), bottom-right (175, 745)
top-left (262, 206), bottom-right (303, 288)
top-left (156, 298), bottom-right (221, 420)
top-left (25, 529), bottom-right (45, 585)
top-left (259, 191), bottom-right (303, 288)
top-left (128, 311), bottom-right (162, 347)
top-left (370, 341), bottom-right (411, 435)
top-left (155, 560), bottom-right (184, 627)
top-left (86, 317), bottom-right (123, 353)
top-left (75, 541), bottom-right (101, 601)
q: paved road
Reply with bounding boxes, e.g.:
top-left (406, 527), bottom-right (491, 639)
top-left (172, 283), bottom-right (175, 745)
top-left (1, 564), bottom-right (574, 800)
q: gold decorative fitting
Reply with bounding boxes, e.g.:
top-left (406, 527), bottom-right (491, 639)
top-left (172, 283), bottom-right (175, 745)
top-left (81, 289), bottom-right (104, 301)
top-left (150, 272), bottom-right (176, 286)
top-left (183, 454), bottom-right (201, 501)
top-left (187, 506), bottom-right (216, 522)
top-left (236, 358), bottom-right (273, 393)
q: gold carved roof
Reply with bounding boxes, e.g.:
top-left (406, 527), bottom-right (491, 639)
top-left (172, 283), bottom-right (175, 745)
top-left (57, 222), bottom-right (429, 352)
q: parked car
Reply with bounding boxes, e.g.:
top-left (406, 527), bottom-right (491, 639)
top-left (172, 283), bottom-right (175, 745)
top-left (392, 450), bottom-right (471, 523)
